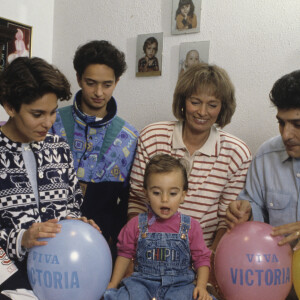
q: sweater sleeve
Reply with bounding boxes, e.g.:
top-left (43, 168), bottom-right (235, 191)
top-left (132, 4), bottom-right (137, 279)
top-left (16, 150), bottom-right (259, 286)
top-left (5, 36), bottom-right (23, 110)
top-left (189, 218), bottom-right (211, 270)
top-left (128, 134), bottom-right (150, 216)
top-left (62, 139), bottom-right (83, 218)
top-left (217, 144), bottom-right (252, 230)
top-left (117, 216), bottom-right (139, 259)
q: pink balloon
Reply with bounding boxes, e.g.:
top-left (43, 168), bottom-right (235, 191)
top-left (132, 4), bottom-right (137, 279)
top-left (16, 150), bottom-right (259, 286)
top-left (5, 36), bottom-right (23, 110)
top-left (215, 221), bottom-right (292, 300)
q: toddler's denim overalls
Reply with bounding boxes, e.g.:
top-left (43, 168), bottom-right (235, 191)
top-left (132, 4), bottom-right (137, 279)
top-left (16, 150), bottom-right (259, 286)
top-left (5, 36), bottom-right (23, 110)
top-left (104, 213), bottom-right (217, 300)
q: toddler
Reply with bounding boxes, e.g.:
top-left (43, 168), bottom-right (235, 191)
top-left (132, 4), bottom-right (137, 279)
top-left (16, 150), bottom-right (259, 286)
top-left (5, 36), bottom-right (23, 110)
top-left (104, 154), bottom-right (216, 300)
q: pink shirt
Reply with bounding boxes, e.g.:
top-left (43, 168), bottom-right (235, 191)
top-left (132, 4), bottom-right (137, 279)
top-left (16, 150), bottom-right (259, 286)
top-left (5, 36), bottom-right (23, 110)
top-left (117, 212), bottom-right (211, 270)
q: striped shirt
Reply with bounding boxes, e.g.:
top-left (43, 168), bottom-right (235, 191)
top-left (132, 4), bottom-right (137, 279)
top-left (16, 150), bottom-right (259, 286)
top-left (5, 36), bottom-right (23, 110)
top-left (128, 121), bottom-right (252, 247)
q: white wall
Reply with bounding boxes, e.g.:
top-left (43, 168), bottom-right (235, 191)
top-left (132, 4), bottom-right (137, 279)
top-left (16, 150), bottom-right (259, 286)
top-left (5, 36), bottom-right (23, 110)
top-left (52, 0), bottom-right (300, 154)
top-left (1, 0), bottom-right (300, 154)
top-left (0, 0), bottom-right (55, 121)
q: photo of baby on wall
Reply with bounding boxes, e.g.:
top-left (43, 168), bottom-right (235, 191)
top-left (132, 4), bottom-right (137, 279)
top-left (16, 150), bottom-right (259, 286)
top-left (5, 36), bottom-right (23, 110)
top-left (172, 0), bottom-right (202, 35)
top-left (178, 41), bottom-right (210, 77)
top-left (136, 32), bottom-right (163, 77)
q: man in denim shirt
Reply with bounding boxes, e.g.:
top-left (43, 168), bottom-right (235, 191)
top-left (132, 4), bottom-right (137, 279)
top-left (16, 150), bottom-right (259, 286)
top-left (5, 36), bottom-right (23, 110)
top-left (226, 69), bottom-right (300, 300)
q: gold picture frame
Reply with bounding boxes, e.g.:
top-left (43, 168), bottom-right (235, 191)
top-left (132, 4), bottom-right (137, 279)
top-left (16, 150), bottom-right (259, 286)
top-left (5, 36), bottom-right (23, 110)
top-left (0, 17), bottom-right (32, 71)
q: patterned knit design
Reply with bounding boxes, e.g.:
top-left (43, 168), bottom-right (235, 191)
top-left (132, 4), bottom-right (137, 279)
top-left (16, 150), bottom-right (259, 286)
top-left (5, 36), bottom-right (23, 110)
top-left (0, 132), bottom-right (82, 261)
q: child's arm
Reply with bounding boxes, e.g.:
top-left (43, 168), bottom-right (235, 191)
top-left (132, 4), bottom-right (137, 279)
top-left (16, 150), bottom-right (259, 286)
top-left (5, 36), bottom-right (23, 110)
top-left (107, 256), bottom-right (132, 289)
top-left (193, 266), bottom-right (212, 300)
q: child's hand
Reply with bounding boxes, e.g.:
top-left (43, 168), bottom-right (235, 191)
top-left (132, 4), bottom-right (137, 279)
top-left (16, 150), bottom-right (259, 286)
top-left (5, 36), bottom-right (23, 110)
top-left (107, 282), bottom-right (117, 290)
top-left (193, 286), bottom-right (212, 300)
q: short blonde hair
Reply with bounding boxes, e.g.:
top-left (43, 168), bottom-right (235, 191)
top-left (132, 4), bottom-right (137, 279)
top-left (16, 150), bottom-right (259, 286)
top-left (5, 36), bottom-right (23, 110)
top-left (172, 63), bottom-right (236, 128)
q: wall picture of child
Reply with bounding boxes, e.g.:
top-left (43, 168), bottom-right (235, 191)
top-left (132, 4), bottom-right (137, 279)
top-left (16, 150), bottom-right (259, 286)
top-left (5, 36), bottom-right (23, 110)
top-left (172, 0), bottom-right (202, 35)
top-left (136, 32), bottom-right (163, 77)
top-left (179, 40), bottom-right (210, 77)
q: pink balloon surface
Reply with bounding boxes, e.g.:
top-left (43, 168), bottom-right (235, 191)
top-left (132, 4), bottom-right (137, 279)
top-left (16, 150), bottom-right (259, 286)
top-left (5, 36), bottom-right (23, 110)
top-left (215, 221), bottom-right (292, 300)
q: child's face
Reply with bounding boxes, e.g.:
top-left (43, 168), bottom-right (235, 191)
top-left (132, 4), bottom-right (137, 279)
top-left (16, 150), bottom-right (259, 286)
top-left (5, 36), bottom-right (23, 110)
top-left (185, 51), bottom-right (200, 69)
top-left (145, 43), bottom-right (157, 59)
top-left (145, 170), bottom-right (186, 219)
top-left (180, 4), bottom-right (191, 15)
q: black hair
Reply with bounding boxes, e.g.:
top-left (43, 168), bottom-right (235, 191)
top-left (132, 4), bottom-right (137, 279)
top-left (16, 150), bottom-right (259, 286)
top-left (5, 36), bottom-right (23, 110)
top-left (73, 40), bottom-right (127, 79)
top-left (269, 70), bottom-right (300, 109)
top-left (0, 57), bottom-right (71, 112)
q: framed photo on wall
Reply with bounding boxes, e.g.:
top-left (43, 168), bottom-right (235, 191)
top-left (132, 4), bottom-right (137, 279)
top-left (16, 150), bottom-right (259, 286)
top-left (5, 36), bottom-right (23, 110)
top-left (136, 32), bottom-right (163, 77)
top-left (171, 0), bottom-right (202, 35)
top-left (0, 17), bottom-right (32, 71)
top-left (178, 40), bottom-right (209, 77)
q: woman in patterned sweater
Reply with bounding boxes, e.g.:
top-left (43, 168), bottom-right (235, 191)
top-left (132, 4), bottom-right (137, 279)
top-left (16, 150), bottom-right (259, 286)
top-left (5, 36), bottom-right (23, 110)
top-left (0, 57), bottom-right (99, 295)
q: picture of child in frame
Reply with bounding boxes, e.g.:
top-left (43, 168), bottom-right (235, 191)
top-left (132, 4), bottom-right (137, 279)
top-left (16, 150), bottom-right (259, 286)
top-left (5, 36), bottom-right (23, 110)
top-left (175, 0), bottom-right (197, 30)
top-left (136, 33), bottom-right (163, 77)
top-left (138, 37), bottom-right (159, 73)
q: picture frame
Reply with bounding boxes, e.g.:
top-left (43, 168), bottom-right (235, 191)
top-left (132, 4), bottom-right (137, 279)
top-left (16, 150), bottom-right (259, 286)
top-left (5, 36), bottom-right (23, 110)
top-left (0, 17), bottom-right (32, 71)
top-left (178, 40), bottom-right (210, 77)
top-left (171, 0), bottom-right (202, 35)
top-left (136, 32), bottom-right (163, 77)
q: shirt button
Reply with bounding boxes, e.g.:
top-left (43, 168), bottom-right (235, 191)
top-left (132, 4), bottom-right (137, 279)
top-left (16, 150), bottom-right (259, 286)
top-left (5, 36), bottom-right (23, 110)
top-left (41, 207), bottom-right (46, 213)
top-left (297, 173), bottom-right (300, 178)
top-left (269, 203), bottom-right (273, 207)
top-left (39, 172), bottom-right (44, 178)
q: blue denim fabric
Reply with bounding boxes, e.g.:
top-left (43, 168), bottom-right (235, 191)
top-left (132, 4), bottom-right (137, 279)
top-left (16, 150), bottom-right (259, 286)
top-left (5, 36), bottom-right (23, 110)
top-left (103, 213), bottom-right (218, 300)
top-left (238, 135), bottom-right (300, 226)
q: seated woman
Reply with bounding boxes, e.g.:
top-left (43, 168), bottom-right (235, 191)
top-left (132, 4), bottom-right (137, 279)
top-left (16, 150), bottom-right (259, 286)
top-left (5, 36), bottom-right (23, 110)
top-left (0, 57), bottom-right (98, 296)
top-left (128, 63), bottom-right (252, 298)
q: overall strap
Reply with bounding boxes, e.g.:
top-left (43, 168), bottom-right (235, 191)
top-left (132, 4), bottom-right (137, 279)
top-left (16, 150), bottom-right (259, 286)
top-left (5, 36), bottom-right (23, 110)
top-left (179, 214), bottom-right (191, 238)
top-left (138, 213), bottom-right (148, 236)
top-left (58, 106), bottom-right (74, 149)
top-left (97, 116), bottom-right (125, 163)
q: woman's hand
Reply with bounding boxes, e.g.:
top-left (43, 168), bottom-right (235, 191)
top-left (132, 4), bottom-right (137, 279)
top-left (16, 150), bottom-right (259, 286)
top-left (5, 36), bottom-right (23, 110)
top-left (271, 221), bottom-right (300, 250)
top-left (66, 216), bottom-right (101, 232)
top-left (21, 219), bottom-right (61, 249)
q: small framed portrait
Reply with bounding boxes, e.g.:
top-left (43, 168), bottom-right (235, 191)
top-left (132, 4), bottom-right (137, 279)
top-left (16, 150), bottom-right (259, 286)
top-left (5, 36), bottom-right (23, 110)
top-left (0, 17), bottom-right (32, 71)
top-left (178, 41), bottom-right (210, 77)
top-left (136, 32), bottom-right (163, 77)
top-left (171, 0), bottom-right (202, 35)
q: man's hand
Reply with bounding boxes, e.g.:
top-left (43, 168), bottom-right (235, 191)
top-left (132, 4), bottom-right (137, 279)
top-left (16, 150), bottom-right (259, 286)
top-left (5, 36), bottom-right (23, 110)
top-left (225, 200), bottom-right (252, 230)
top-left (271, 221), bottom-right (300, 250)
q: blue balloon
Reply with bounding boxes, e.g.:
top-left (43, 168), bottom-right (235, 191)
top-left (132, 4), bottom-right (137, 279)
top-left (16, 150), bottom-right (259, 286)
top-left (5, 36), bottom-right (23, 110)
top-left (27, 219), bottom-right (112, 300)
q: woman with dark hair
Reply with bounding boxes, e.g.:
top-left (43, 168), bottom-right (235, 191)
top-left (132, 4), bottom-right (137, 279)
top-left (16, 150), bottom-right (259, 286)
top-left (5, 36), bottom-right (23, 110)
top-left (128, 63), bottom-right (252, 298)
top-left (0, 56), bottom-right (98, 296)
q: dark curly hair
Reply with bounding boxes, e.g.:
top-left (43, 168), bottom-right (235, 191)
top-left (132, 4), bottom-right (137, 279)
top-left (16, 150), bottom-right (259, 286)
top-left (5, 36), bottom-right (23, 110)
top-left (269, 70), bottom-right (300, 109)
top-left (0, 57), bottom-right (71, 112)
top-left (73, 40), bottom-right (127, 80)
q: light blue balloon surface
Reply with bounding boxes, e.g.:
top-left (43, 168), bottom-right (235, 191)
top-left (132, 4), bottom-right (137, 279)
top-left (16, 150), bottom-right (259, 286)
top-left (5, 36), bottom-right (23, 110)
top-left (27, 219), bottom-right (112, 300)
